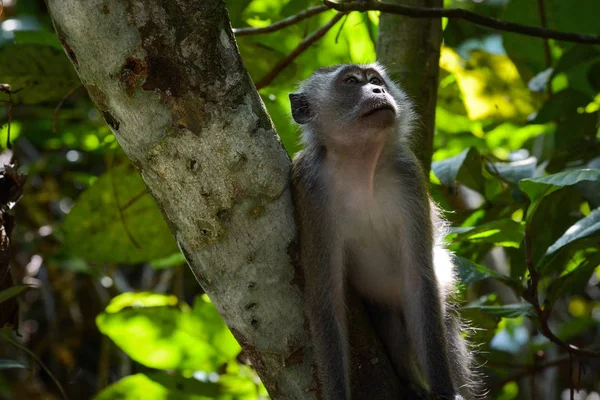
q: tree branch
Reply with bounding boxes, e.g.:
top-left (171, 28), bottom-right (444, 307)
top-left (324, 0), bottom-right (600, 44)
top-left (233, 5), bottom-right (328, 36)
top-left (255, 12), bottom-right (345, 90)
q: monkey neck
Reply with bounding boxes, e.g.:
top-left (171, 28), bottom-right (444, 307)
top-left (324, 136), bottom-right (393, 204)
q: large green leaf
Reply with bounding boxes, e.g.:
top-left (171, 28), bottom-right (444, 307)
top-left (454, 255), bottom-right (500, 284)
top-left (453, 255), bottom-right (523, 294)
top-left (519, 169), bottom-right (600, 203)
top-left (96, 294), bottom-right (240, 371)
top-left (488, 157), bottom-right (536, 185)
top-left (61, 163), bottom-right (179, 264)
top-left (544, 251), bottom-right (600, 306)
top-left (502, 0), bottom-right (600, 78)
top-left (531, 89), bottom-right (592, 124)
top-left (546, 207), bottom-right (600, 255)
top-left (93, 372), bottom-right (258, 400)
top-left (432, 147), bottom-right (484, 193)
top-left (0, 44), bottom-right (80, 105)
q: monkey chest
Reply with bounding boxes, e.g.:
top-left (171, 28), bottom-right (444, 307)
top-left (339, 194), bottom-right (409, 302)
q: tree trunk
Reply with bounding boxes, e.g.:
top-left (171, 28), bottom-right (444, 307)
top-left (46, 1), bottom-right (405, 398)
top-left (377, 0), bottom-right (443, 173)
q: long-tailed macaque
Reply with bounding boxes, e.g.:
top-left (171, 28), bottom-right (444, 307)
top-left (290, 63), bottom-right (477, 400)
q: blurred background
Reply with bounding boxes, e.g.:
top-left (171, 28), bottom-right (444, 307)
top-left (0, 0), bottom-right (599, 399)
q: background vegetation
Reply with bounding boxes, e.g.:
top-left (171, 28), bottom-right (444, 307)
top-left (0, 0), bottom-right (599, 399)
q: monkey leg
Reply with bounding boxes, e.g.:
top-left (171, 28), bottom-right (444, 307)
top-left (363, 299), bottom-right (425, 400)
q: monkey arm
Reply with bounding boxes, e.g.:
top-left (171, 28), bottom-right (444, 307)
top-left (292, 153), bottom-right (351, 400)
top-left (394, 153), bottom-right (459, 399)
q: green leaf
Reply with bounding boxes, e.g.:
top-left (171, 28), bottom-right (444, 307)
top-left (0, 359), bottom-right (27, 369)
top-left (544, 251), bottom-right (600, 306)
top-left (502, 0), bottom-right (600, 79)
top-left (488, 157), bottom-right (536, 185)
top-left (452, 219), bottom-right (524, 247)
top-left (552, 44), bottom-right (600, 77)
top-left (519, 169), bottom-right (600, 203)
top-left (13, 31), bottom-right (63, 50)
top-left (531, 89), bottom-right (592, 124)
top-left (104, 292), bottom-right (179, 314)
top-left (93, 372), bottom-right (258, 400)
top-left (96, 295), bottom-right (240, 371)
top-left (432, 147), bottom-right (484, 192)
top-left (61, 163), bottom-right (179, 264)
top-left (0, 285), bottom-right (30, 305)
top-left (546, 207), bottom-right (600, 255)
top-left (454, 255), bottom-right (500, 284)
top-left (0, 44), bottom-right (80, 105)
top-left (453, 255), bottom-right (524, 294)
top-left (463, 303), bottom-right (534, 318)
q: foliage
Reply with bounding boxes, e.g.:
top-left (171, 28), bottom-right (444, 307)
top-left (0, 0), bottom-right (599, 399)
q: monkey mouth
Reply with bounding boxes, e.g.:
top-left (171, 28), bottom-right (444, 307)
top-left (361, 103), bottom-right (395, 118)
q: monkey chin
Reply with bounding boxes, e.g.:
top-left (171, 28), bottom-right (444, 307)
top-left (361, 107), bottom-right (396, 129)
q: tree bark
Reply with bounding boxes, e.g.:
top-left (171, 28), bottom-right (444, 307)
top-left (377, 0), bottom-right (443, 173)
top-left (46, 1), bottom-right (405, 398)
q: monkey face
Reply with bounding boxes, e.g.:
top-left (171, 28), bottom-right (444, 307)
top-left (290, 64), bottom-right (401, 129)
top-left (291, 63), bottom-right (415, 149)
top-left (331, 66), bottom-right (397, 129)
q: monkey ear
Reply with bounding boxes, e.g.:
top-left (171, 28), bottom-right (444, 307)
top-left (289, 93), bottom-right (312, 124)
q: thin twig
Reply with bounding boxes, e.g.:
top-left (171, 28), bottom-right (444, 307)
top-left (334, 13), bottom-right (349, 44)
top-left (536, 0), bottom-right (553, 96)
top-left (108, 158), bottom-right (141, 249)
top-left (53, 85), bottom-right (82, 133)
top-left (324, 0), bottom-right (600, 44)
top-left (0, 330), bottom-right (69, 400)
top-left (121, 189), bottom-right (148, 211)
top-left (255, 12), bottom-right (345, 90)
top-left (233, 5), bottom-right (328, 36)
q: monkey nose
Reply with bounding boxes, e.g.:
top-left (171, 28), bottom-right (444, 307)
top-left (372, 87), bottom-right (385, 94)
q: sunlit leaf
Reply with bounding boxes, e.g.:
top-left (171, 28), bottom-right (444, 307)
top-left (440, 47), bottom-right (538, 121)
top-left (61, 163), bottom-right (179, 264)
top-left (546, 207), bottom-right (600, 255)
top-left (452, 219), bottom-right (523, 247)
top-left (97, 295), bottom-right (240, 371)
top-left (93, 372), bottom-right (258, 400)
top-left (104, 292), bottom-right (179, 314)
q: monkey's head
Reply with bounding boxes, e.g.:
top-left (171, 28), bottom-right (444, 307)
top-left (289, 63), bottom-right (414, 148)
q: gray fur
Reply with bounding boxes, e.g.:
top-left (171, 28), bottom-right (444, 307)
top-left (291, 63), bottom-right (479, 400)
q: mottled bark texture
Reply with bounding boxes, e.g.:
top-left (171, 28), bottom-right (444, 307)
top-left (377, 0), bottom-right (443, 173)
top-left (46, 1), bottom-right (403, 398)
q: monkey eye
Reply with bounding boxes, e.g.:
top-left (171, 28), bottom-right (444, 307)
top-left (369, 77), bottom-right (382, 85)
top-left (344, 76), bottom-right (359, 84)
